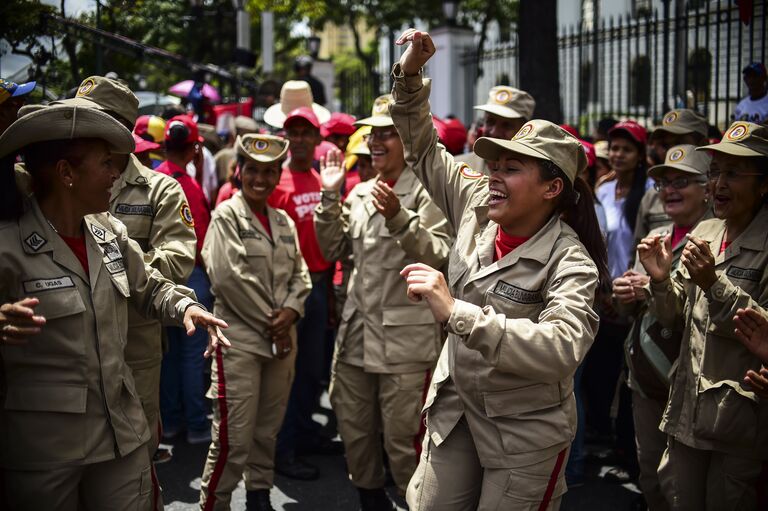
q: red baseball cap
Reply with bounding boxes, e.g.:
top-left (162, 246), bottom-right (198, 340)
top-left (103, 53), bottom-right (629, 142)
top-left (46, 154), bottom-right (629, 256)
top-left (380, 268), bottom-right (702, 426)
top-left (165, 114), bottom-right (203, 144)
top-left (132, 132), bottom-right (160, 154)
top-left (580, 140), bottom-right (596, 168)
top-left (321, 112), bottom-right (357, 137)
top-left (608, 120), bottom-right (647, 145)
top-left (433, 116), bottom-right (468, 155)
top-left (284, 107), bottom-right (320, 129)
top-left (559, 124), bottom-right (580, 139)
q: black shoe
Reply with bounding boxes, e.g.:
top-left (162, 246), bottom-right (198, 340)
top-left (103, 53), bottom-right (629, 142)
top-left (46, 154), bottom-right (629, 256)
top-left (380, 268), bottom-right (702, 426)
top-left (246, 489), bottom-right (275, 511)
top-left (274, 455), bottom-right (319, 480)
top-left (358, 488), bottom-right (396, 511)
top-left (296, 435), bottom-right (345, 456)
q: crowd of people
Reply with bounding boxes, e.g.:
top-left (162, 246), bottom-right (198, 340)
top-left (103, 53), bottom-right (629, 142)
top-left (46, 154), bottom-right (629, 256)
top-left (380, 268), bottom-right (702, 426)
top-left (0, 28), bottom-right (767, 511)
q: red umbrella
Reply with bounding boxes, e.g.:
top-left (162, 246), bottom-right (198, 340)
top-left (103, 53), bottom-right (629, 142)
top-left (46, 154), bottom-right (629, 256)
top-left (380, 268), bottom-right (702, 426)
top-left (168, 80), bottom-right (221, 103)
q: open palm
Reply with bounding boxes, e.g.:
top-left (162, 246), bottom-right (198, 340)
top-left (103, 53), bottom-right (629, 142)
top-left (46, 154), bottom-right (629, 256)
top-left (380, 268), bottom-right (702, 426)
top-left (320, 148), bottom-right (346, 193)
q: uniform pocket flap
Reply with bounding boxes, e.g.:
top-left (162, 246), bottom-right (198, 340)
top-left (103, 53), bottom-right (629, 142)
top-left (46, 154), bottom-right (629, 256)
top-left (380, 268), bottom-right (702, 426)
top-left (382, 306), bottom-right (435, 326)
top-left (4, 383), bottom-right (87, 413)
top-left (244, 239), bottom-right (270, 256)
top-left (699, 376), bottom-right (758, 403)
top-left (484, 383), bottom-right (561, 417)
top-left (33, 288), bottom-right (86, 320)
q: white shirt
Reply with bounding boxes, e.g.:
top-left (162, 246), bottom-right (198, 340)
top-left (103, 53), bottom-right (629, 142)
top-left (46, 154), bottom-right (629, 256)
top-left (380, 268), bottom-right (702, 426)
top-left (732, 93), bottom-right (768, 124)
top-left (186, 145), bottom-right (218, 203)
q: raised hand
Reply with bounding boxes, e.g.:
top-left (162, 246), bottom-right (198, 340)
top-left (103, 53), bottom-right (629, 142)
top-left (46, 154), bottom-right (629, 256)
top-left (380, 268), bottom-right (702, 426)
top-left (0, 297), bottom-right (46, 345)
top-left (371, 181), bottom-right (401, 220)
top-left (638, 233), bottom-right (673, 283)
top-left (680, 235), bottom-right (717, 291)
top-left (183, 305), bottom-right (230, 358)
top-left (320, 148), bottom-right (346, 193)
top-left (395, 29), bottom-right (437, 76)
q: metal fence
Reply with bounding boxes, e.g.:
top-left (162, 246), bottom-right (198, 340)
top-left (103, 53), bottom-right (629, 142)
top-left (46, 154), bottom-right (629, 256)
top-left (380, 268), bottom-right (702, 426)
top-left (338, 69), bottom-right (382, 119)
top-left (462, 1), bottom-right (767, 132)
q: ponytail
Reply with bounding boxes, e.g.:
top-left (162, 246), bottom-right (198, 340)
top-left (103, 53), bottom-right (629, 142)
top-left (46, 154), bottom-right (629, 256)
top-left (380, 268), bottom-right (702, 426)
top-left (539, 160), bottom-right (610, 287)
top-left (0, 155), bottom-right (24, 222)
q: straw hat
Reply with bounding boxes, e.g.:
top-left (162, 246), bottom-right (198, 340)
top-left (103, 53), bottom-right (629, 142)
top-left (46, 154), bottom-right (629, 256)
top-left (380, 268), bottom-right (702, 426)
top-left (473, 120), bottom-right (587, 183)
top-left (263, 81), bottom-right (330, 129)
top-left (0, 104), bottom-right (134, 158)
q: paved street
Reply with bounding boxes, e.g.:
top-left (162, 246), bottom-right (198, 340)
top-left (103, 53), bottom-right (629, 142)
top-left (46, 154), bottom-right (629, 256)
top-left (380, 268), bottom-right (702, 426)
top-left (158, 393), bottom-right (643, 511)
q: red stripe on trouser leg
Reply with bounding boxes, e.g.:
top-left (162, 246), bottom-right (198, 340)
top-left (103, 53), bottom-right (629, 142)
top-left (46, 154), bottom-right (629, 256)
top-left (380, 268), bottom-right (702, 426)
top-left (413, 369), bottom-right (431, 459)
top-left (538, 448), bottom-right (568, 511)
top-left (203, 346), bottom-right (230, 511)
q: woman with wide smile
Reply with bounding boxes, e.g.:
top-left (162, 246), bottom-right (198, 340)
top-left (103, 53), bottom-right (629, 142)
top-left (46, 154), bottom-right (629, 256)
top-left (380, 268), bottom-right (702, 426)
top-left (389, 29), bottom-right (608, 510)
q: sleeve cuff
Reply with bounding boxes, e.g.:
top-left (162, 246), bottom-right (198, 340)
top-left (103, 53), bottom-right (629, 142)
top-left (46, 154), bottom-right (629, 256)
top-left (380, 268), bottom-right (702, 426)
top-left (182, 299), bottom-right (206, 316)
top-left (392, 63), bottom-right (425, 93)
top-left (446, 299), bottom-right (482, 336)
top-left (650, 276), bottom-right (673, 295)
top-left (705, 272), bottom-right (731, 302)
top-left (282, 299), bottom-right (305, 320)
top-left (384, 207), bottom-right (410, 233)
top-left (316, 191), bottom-right (342, 216)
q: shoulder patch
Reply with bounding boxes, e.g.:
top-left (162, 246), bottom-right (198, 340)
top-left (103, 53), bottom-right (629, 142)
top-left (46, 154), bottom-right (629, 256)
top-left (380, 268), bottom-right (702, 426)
top-left (24, 231), bottom-right (47, 252)
top-left (180, 202), bottom-right (195, 228)
top-left (492, 280), bottom-right (543, 304)
top-left (23, 276), bottom-right (75, 293)
top-left (115, 203), bottom-right (154, 217)
top-left (459, 164), bottom-right (483, 180)
top-left (726, 266), bottom-right (761, 282)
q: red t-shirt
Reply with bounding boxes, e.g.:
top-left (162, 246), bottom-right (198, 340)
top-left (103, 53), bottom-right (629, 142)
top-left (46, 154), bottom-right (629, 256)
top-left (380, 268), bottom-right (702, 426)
top-left (268, 166), bottom-right (331, 273)
top-left (215, 182), bottom-right (239, 207)
top-left (253, 209), bottom-right (272, 238)
top-left (671, 225), bottom-right (692, 249)
top-left (721, 239), bottom-right (731, 254)
top-left (61, 234), bottom-right (89, 274)
top-left (156, 160), bottom-right (211, 260)
top-left (342, 171), bottom-right (361, 201)
top-left (494, 228), bottom-right (530, 262)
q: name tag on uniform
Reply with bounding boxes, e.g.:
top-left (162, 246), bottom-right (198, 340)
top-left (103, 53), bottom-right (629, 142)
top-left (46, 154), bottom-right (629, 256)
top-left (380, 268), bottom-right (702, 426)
top-left (240, 229), bottom-right (261, 240)
top-left (23, 276), bottom-right (75, 293)
top-left (492, 280), bottom-right (543, 304)
top-left (280, 235), bottom-right (295, 244)
top-left (727, 266), bottom-right (761, 282)
top-left (115, 203), bottom-right (153, 217)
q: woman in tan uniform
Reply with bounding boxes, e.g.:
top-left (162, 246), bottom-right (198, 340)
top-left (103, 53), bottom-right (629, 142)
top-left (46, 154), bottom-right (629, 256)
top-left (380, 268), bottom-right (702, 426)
top-left (390, 31), bottom-right (608, 510)
top-left (638, 122), bottom-right (768, 510)
top-left (0, 105), bottom-right (228, 511)
top-left (199, 134), bottom-right (311, 511)
top-left (314, 95), bottom-right (452, 510)
top-left (612, 145), bottom-right (712, 511)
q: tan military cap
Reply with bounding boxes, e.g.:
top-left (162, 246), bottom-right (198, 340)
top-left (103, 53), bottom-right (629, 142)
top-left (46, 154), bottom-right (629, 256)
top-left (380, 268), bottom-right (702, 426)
top-left (594, 140), bottom-right (609, 160)
top-left (51, 76), bottom-right (139, 125)
top-left (698, 121), bottom-right (768, 157)
top-left (355, 95), bottom-right (395, 128)
top-left (474, 86), bottom-right (535, 120)
top-left (652, 109), bottom-right (708, 138)
top-left (648, 144), bottom-right (711, 179)
top-left (473, 120), bottom-right (586, 183)
top-left (0, 104), bottom-right (134, 158)
top-left (235, 133), bottom-right (288, 163)
top-left (234, 115), bottom-right (259, 133)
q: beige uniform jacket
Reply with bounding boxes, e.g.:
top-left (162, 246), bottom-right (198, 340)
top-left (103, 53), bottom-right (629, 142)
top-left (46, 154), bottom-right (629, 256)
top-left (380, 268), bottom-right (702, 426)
top-left (634, 188), bottom-right (671, 243)
top-left (0, 199), bottom-right (200, 471)
top-left (109, 154), bottom-right (197, 368)
top-left (202, 191), bottom-right (311, 359)
top-left (649, 206), bottom-right (768, 459)
top-left (314, 169), bottom-right (452, 374)
top-left (390, 70), bottom-right (600, 468)
top-left (455, 151), bottom-right (488, 175)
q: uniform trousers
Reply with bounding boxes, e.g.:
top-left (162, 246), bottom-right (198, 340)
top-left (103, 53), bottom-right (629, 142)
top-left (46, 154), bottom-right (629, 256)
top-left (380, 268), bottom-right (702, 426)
top-left (632, 391), bottom-right (669, 511)
top-left (657, 436), bottom-right (763, 511)
top-left (2, 443), bottom-right (152, 511)
top-left (406, 416), bottom-right (568, 511)
top-left (131, 362), bottom-right (163, 510)
top-left (199, 343), bottom-right (296, 511)
top-left (329, 360), bottom-right (429, 495)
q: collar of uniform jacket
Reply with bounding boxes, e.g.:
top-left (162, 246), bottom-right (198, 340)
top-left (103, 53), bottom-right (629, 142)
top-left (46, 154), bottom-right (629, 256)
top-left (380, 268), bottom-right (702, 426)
top-left (473, 214), bottom-right (563, 274)
top-left (234, 190), bottom-right (287, 239)
top-left (695, 205), bottom-right (768, 264)
top-left (110, 154), bottom-right (152, 201)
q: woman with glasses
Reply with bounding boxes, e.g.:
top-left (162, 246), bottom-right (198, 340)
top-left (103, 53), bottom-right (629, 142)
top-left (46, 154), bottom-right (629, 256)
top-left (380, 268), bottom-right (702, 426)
top-left (314, 94), bottom-right (452, 510)
top-left (612, 145), bottom-right (711, 511)
top-left (638, 122), bottom-right (768, 510)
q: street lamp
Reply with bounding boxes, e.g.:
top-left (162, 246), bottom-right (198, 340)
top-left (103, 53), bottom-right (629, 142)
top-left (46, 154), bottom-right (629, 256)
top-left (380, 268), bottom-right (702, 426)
top-left (442, 0), bottom-right (458, 26)
top-left (307, 35), bottom-right (321, 59)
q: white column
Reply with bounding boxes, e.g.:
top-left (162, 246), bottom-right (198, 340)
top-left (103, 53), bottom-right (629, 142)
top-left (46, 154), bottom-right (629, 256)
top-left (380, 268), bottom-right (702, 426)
top-left (427, 26), bottom-right (475, 121)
